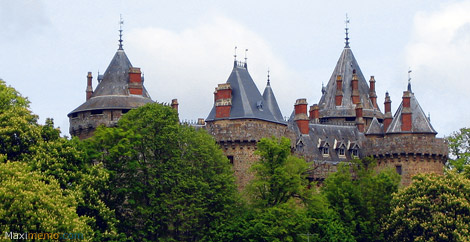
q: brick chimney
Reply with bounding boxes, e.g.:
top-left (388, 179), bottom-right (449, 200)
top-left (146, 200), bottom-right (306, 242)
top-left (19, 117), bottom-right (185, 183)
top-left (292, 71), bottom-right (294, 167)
top-left (214, 83), bottom-right (232, 118)
top-left (294, 99), bottom-right (309, 135)
top-left (309, 104), bottom-right (320, 123)
top-left (86, 72), bottom-right (93, 101)
top-left (369, 76), bottom-right (377, 109)
top-left (401, 91), bottom-right (412, 131)
top-left (128, 67), bottom-right (143, 95)
top-left (335, 75), bottom-right (343, 106)
top-left (383, 92), bottom-right (393, 132)
top-left (355, 102), bottom-right (365, 132)
top-left (171, 99), bottom-right (179, 112)
top-left (351, 70), bottom-right (360, 104)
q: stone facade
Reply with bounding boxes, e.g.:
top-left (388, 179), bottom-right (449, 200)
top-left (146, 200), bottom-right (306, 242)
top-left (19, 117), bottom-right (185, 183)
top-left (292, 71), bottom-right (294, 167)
top-left (69, 109), bottom-right (127, 139)
top-left (205, 119), bottom-right (289, 189)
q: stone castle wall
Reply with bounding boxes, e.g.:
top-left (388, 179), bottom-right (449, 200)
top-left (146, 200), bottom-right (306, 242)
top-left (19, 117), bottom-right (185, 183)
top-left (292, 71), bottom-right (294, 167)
top-left (69, 109), bottom-right (125, 139)
top-left (363, 134), bottom-right (448, 186)
top-left (205, 119), bottom-right (288, 189)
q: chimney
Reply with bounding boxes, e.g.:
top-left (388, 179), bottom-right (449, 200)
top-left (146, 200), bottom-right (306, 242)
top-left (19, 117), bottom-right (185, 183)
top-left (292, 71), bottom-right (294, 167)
top-left (86, 72), bottom-right (93, 101)
top-left (171, 99), bottom-right (179, 112)
top-left (351, 69), bottom-right (360, 104)
top-left (355, 102), bottom-right (365, 132)
top-left (129, 67), bottom-right (143, 95)
top-left (335, 75), bottom-right (343, 106)
top-left (401, 91), bottom-right (412, 131)
top-left (214, 83), bottom-right (232, 118)
top-left (383, 92), bottom-right (393, 132)
top-left (197, 118), bottom-right (205, 125)
top-left (309, 104), bottom-right (320, 123)
top-left (294, 99), bottom-right (309, 135)
top-left (369, 76), bottom-right (377, 109)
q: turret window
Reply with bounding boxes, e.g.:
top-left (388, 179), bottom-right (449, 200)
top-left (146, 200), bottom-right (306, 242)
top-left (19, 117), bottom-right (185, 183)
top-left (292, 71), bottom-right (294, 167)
top-left (396, 165), bottom-right (402, 175)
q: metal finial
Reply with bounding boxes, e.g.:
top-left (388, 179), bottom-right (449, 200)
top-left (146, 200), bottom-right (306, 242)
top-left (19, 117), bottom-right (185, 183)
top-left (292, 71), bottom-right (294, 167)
top-left (345, 13), bottom-right (350, 48)
top-left (234, 46), bottom-right (237, 61)
top-left (244, 49), bottom-right (248, 62)
top-left (119, 15), bottom-right (124, 50)
top-left (407, 68), bottom-right (412, 92)
top-left (267, 68), bottom-right (270, 84)
top-left (428, 112), bottom-right (431, 121)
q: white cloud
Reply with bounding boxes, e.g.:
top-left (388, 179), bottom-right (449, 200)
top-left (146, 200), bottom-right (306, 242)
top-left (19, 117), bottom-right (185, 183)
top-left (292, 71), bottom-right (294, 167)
top-left (406, 0), bottom-right (470, 136)
top-left (126, 15), bottom-right (303, 122)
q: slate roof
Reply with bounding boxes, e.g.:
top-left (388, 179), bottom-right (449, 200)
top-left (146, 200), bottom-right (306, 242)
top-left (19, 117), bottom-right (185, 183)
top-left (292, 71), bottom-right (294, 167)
top-left (386, 92), bottom-right (437, 134)
top-left (206, 61), bottom-right (286, 125)
top-left (366, 117), bottom-right (384, 135)
top-left (318, 46), bottom-right (383, 119)
top-left (262, 78), bottom-right (284, 123)
top-left (69, 49), bottom-right (153, 116)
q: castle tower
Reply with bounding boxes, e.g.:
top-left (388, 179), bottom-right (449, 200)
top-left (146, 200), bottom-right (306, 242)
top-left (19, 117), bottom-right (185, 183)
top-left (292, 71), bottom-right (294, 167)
top-left (317, 43), bottom-right (384, 129)
top-left (68, 31), bottom-right (153, 139)
top-left (205, 60), bottom-right (288, 189)
top-left (364, 83), bottom-right (447, 186)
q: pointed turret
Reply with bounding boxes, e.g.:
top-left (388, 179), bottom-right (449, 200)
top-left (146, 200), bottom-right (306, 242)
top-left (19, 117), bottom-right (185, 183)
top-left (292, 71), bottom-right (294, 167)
top-left (318, 46), bottom-right (383, 124)
top-left (206, 61), bottom-right (285, 124)
top-left (262, 73), bottom-right (284, 123)
top-left (386, 83), bottom-right (437, 134)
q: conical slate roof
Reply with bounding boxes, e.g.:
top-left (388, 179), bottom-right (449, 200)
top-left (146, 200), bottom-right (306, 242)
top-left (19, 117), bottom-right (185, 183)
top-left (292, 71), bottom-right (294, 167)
top-left (69, 49), bottom-right (152, 115)
top-left (262, 78), bottom-right (284, 123)
top-left (206, 61), bottom-right (286, 125)
top-left (386, 92), bottom-right (437, 134)
top-left (318, 47), bottom-right (383, 119)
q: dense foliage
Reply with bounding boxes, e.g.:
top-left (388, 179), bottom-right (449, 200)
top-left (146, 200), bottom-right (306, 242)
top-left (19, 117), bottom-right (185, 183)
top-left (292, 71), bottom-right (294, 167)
top-left (383, 171), bottom-right (470, 241)
top-left (447, 127), bottom-right (470, 172)
top-left (87, 103), bottom-right (238, 241)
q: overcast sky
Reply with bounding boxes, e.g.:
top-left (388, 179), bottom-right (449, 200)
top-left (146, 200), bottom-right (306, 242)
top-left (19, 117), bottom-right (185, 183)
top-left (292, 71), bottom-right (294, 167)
top-left (1, 0), bottom-right (469, 137)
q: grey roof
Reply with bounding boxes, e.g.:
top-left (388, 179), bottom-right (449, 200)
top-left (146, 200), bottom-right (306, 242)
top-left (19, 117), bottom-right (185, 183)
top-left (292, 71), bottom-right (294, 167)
top-left (206, 61), bottom-right (286, 125)
top-left (318, 47), bottom-right (383, 119)
top-left (386, 93), bottom-right (437, 134)
top-left (69, 49), bottom-right (152, 116)
top-left (289, 119), bottom-right (366, 163)
top-left (262, 79), bottom-right (284, 123)
top-left (366, 117), bottom-right (384, 135)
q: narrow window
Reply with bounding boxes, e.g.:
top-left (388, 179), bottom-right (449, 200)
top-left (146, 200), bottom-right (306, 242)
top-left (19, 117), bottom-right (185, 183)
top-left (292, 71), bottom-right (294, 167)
top-left (322, 147), bottom-right (329, 156)
top-left (396, 165), bottom-right (402, 175)
top-left (227, 156), bottom-right (234, 164)
top-left (352, 149), bottom-right (358, 157)
top-left (339, 148), bottom-right (345, 157)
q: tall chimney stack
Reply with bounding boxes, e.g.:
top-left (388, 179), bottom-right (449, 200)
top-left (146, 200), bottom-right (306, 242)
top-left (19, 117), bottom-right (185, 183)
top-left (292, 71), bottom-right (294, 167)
top-left (294, 99), bottom-right (309, 135)
top-left (309, 104), bottom-right (320, 123)
top-left (351, 70), bottom-right (360, 104)
top-left (214, 83), bottom-right (232, 118)
top-left (355, 102), bottom-right (365, 132)
top-left (171, 99), bottom-right (179, 112)
top-left (128, 67), bottom-right (143, 95)
top-left (86, 72), bottom-right (93, 101)
top-left (369, 76), bottom-right (377, 109)
top-left (383, 92), bottom-right (393, 132)
top-left (401, 91), bottom-right (412, 131)
top-left (335, 75), bottom-right (343, 106)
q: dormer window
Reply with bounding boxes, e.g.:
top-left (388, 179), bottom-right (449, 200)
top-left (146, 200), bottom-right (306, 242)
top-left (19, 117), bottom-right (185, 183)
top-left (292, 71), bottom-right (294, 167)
top-left (351, 149), bottom-right (358, 157)
top-left (339, 148), bottom-right (345, 157)
top-left (322, 147), bottom-right (329, 157)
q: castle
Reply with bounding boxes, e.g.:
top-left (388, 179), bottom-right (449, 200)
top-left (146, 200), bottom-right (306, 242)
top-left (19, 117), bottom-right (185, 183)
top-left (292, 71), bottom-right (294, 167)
top-left (68, 27), bottom-right (448, 188)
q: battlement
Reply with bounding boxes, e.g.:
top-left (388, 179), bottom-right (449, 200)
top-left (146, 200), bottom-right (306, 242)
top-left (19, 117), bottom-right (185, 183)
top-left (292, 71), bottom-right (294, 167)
top-left (363, 135), bottom-right (448, 158)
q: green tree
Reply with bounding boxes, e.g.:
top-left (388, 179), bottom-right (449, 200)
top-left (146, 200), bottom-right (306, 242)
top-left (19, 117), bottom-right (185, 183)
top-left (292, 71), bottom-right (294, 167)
top-left (0, 161), bottom-right (93, 240)
top-left (247, 137), bottom-right (311, 207)
top-left (383, 171), bottom-right (470, 241)
top-left (88, 103), bottom-right (238, 241)
top-left (321, 158), bottom-right (400, 242)
top-left (447, 127), bottom-right (470, 172)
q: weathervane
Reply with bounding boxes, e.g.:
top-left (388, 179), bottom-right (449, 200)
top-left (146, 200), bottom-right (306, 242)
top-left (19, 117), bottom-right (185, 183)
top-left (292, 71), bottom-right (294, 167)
top-left (267, 68), bottom-right (270, 84)
top-left (234, 46), bottom-right (237, 61)
top-left (407, 68), bottom-right (413, 92)
top-left (345, 13), bottom-right (350, 48)
top-left (119, 14), bottom-right (124, 50)
top-left (244, 49), bottom-right (248, 63)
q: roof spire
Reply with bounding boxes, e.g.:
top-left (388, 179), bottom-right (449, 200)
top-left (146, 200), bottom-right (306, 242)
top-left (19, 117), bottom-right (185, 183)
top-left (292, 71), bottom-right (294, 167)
top-left (234, 46), bottom-right (237, 61)
top-left (244, 49), bottom-right (248, 62)
top-left (407, 68), bottom-right (412, 92)
top-left (267, 68), bottom-right (270, 85)
top-left (118, 14), bottom-right (124, 50)
top-left (345, 13), bottom-right (350, 48)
